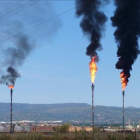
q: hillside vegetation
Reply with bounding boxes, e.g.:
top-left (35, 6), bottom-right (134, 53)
top-left (0, 103), bottom-right (140, 124)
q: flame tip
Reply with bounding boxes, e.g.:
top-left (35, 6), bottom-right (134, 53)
top-left (120, 71), bottom-right (128, 90)
top-left (8, 85), bottom-right (14, 89)
top-left (89, 57), bottom-right (97, 84)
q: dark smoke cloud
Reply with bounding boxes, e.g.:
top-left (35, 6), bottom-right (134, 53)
top-left (0, 23), bottom-right (32, 85)
top-left (0, 1), bottom-right (61, 85)
top-left (75, 0), bottom-right (109, 59)
top-left (4, 33), bottom-right (34, 67)
top-left (111, 0), bottom-right (140, 86)
top-left (0, 67), bottom-right (20, 85)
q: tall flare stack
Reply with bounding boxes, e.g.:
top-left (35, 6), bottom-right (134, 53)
top-left (120, 71), bottom-right (127, 133)
top-left (122, 90), bottom-right (125, 133)
top-left (89, 57), bottom-right (97, 136)
top-left (111, 0), bottom-right (140, 134)
top-left (8, 85), bottom-right (14, 133)
top-left (91, 83), bottom-right (94, 136)
top-left (120, 72), bottom-right (127, 133)
top-left (75, 0), bottom-right (108, 138)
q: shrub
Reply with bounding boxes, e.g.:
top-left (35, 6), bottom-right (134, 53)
top-left (0, 135), bottom-right (12, 140)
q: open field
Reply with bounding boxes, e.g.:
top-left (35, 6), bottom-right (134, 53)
top-left (0, 132), bottom-right (137, 140)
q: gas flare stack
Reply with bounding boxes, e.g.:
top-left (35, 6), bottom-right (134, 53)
top-left (8, 85), bottom-right (14, 133)
top-left (91, 83), bottom-right (94, 134)
top-left (122, 90), bottom-right (125, 133)
top-left (120, 71), bottom-right (128, 134)
top-left (89, 57), bottom-right (97, 138)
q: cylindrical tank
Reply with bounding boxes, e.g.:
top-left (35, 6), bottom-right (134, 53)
top-left (14, 126), bottom-right (23, 132)
top-left (21, 124), bottom-right (31, 132)
top-left (0, 126), bottom-right (5, 132)
top-left (24, 125), bottom-right (31, 132)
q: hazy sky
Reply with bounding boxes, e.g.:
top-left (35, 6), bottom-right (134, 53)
top-left (0, 0), bottom-right (140, 107)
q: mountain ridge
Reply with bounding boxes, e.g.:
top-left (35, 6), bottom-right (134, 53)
top-left (0, 102), bottom-right (139, 125)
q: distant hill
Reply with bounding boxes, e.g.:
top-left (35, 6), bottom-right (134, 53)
top-left (0, 102), bottom-right (140, 125)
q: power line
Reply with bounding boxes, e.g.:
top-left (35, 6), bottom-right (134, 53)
top-left (0, 0), bottom-right (90, 44)
top-left (0, 8), bottom-right (74, 44)
top-left (0, 0), bottom-right (33, 19)
top-left (0, 0), bottom-right (40, 22)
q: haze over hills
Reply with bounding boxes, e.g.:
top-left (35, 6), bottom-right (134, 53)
top-left (0, 103), bottom-right (140, 125)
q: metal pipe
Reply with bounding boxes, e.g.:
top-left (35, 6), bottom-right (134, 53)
top-left (10, 89), bottom-right (13, 133)
top-left (92, 84), bottom-right (94, 139)
top-left (122, 90), bottom-right (125, 134)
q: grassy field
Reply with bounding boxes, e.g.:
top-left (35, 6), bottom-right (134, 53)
top-left (0, 132), bottom-right (136, 140)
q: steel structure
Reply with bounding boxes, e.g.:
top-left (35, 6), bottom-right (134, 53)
top-left (10, 88), bottom-right (13, 133)
top-left (122, 90), bottom-right (125, 134)
top-left (92, 84), bottom-right (94, 139)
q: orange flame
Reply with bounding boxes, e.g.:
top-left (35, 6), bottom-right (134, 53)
top-left (120, 71), bottom-right (128, 91)
top-left (8, 85), bottom-right (14, 89)
top-left (89, 57), bottom-right (97, 84)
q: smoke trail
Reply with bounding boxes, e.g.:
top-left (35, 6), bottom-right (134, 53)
top-left (0, 67), bottom-right (20, 85)
top-left (0, 30), bottom-right (32, 85)
top-left (75, 0), bottom-right (109, 59)
top-left (111, 0), bottom-right (140, 87)
top-left (0, 1), bottom-right (61, 85)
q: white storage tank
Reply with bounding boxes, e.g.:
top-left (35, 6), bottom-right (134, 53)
top-left (0, 126), bottom-right (5, 132)
top-left (14, 126), bottom-right (23, 132)
top-left (21, 124), bottom-right (31, 132)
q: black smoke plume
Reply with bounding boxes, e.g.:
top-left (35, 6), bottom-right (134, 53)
top-left (0, 67), bottom-right (20, 85)
top-left (111, 0), bottom-right (140, 87)
top-left (0, 25), bottom-right (34, 85)
top-left (0, 32), bottom-right (32, 85)
top-left (75, 0), bottom-right (109, 59)
top-left (0, 1), bottom-right (61, 86)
